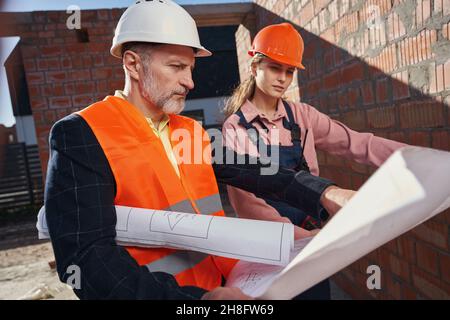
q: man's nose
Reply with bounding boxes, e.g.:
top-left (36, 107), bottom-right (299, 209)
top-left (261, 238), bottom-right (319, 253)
top-left (181, 70), bottom-right (195, 90)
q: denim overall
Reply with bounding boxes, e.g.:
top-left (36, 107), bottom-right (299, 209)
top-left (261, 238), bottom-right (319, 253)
top-left (235, 100), bottom-right (331, 299)
top-left (235, 100), bottom-right (325, 229)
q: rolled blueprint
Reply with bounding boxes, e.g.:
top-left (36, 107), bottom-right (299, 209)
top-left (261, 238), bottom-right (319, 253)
top-left (37, 205), bottom-right (294, 266)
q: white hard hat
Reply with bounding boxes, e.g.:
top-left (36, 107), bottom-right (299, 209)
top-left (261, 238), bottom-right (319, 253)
top-left (111, 0), bottom-right (211, 58)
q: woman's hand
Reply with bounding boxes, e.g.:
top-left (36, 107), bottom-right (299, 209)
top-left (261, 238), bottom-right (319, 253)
top-left (320, 186), bottom-right (356, 216)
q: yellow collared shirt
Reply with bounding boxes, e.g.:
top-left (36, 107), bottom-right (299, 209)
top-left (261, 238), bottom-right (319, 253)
top-left (114, 90), bottom-right (180, 178)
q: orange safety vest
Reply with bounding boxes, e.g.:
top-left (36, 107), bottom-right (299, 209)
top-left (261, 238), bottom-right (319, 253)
top-left (77, 95), bottom-right (237, 291)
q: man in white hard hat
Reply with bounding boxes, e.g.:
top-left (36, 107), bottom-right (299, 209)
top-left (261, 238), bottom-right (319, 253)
top-left (44, 0), bottom-right (354, 300)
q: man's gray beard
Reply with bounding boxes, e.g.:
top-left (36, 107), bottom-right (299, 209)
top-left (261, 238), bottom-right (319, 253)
top-left (141, 68), bottom-right (186, 115)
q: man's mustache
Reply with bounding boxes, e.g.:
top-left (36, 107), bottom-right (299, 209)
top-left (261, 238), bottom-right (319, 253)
top-left (172, 88), bottom-right (189, 97)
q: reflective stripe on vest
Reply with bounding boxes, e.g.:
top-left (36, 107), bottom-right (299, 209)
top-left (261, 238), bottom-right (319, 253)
top-left (145, 251), bottom-right (210, 275)
top-left (165, 193), bottom-right (223, 215)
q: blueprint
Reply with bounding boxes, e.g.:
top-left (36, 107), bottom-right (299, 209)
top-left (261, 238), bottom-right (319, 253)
top-left (225, 147), bottom-right (450, 299)
top-left (37, 205), bottom-right (294, 266)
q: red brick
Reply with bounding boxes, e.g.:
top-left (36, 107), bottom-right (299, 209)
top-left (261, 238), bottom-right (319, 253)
top-left (323, 69), bottom-right (340, 90)
top-left (38, 31), bottom-right (55, 38)
top-left (397, 234), bottom-right (417, 264)
top-left (367, 106), bottom-right (396, 129)
top-left (333, 47), bottom-right (342, 66)
top-left (437, 64), bottom-right (445, 92)
top-left (399, 101), bottom-right (444, 128)
top-left (416, 241), bottom-right (440, 276)
top-left (72, 94), bottom-right (94, 107)
top-left (93, 55), bottom-right (104, 67)
top-left (393, 72), bottom-right (410, 100)
top-left (376, 78), bottom-right (389, 103)
top-left (39, 149), bottom-right (50, 175)
top-left (410, 218), bottom-right (448, 250)
top-left (46, 57), bottom-right (60, 70)
top-left (338, 89), bottom-right (348, 110)
top-left (341, 62), bottom-right (365, 85)
top-left (341, 110), bottom-right (367, 131)
top-left (65, 43), bottom-right (87, 55)
top-left (75, 82), bottom-right (96, 94)
top-left (27, 85), bottom-right (40, 97)
top-left (296, 1), bottom-right (314, 25)
top-left (71, 56), bottom-right (85, 68)
top-left (402, 284), bottom-right (420, 299)
top-left (384, 239), bottom-right (399, 255)
top-left (49, 96), bottom-right (71, 109)
top-left (367, 65), bottom-right (384, 79)
top-left (324, 50), bottom-right (334, 71)
top-left (97, 9), bottom-right (111, 20)
top-left (96, 81), bottom-right (109, 93)
top-left (36, 125), bottom-right (51, 148)
top-left (388, 131), bottom-right (407, 144)
top-left (439, 252), bottom-right (450, 284)
top-left (412, 265), bottom-right (450, 299)
top-left (20, 45), bottom-right (40, 59)
top-left (327, 92), bottom-right (338, 113)
top-left (362, 83), bottom-right (374, 106)
top-left (379, 249), bottom-right (411, 282)
top-left (44, 110), bottom-right (56, 124)
top-left (27, 72), bottom-right (45, 84)
top-left (70, 69), bottom-right (91, 81)
top-left (392, 79), bottom-right (409, 100)
top-left (30, 96), bottom-right (47, 110)
top-left (61, 57), bottom-right (72, 69)
top-left (23, 59), bottom-right (36, 72)
top-left (112, 67), bottom-right (123, 79)
top-left (385, 274), bottom-right (403, 299)
top-left (33, 111), bottom-right (44, 125)
top-left (46, 71), bottom-right (66, 82)
top-left (431, 130), bottom-right (450, 151)
top-left (409, 131), bottom-right (431, 147)
top-left (41, 45), bottom-right (62, 57)
top-left (37, 59), bottom-right (49, 71)
top-left (307, 79), bottom-right (321, 96)
top-left (347, 87), bottom-right (360, 108)
top-left (332, 274), bottom-right (367, 299)
top-left (88, 42), bottom-right (110, 53)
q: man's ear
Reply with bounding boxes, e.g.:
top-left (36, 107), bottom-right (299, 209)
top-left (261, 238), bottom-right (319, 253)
top-left (122, 50), bottom-right (141, 81)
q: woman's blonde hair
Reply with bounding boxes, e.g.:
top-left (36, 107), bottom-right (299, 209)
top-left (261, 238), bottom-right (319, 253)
top-left (223, 53), bottom-right (265, 118)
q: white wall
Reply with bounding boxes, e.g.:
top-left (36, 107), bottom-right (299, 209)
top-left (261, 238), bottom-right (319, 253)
top-left (15, 115), bottom-right (37, 145)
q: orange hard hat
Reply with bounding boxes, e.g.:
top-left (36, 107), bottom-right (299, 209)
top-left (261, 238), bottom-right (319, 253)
top-left (248, 23), bottom-right (305, 70)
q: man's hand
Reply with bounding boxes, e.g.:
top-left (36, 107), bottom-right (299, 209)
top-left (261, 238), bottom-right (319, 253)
top-left (320, 186), bottom-right (356, 216)
top-left (201, 287), bottom-right (254, 300)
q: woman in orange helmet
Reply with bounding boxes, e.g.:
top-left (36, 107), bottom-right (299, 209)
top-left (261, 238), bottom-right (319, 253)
top-left (222, 23), bottom-right (407, 299)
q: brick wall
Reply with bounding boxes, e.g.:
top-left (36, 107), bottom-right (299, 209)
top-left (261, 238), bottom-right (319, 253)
top-left (1, 9), bottom-right (126, 173)
top-left (238, 0), bottom-right (450, 299)
top-left (1, 0), bottom-right (449, 299)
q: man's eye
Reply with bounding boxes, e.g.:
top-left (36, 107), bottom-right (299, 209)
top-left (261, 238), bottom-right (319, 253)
top-left (171, 65), bottom-right (183, 70)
